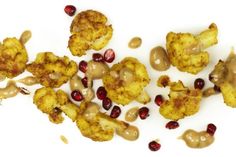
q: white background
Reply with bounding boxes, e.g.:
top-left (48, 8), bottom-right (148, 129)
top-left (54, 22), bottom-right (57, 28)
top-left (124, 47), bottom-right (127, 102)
top-left (0, 0), bottom-right (236, 156)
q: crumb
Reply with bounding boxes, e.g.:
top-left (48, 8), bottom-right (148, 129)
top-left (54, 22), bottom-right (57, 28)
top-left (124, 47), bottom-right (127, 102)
top-left (60, 135), bottom-right (68, 144)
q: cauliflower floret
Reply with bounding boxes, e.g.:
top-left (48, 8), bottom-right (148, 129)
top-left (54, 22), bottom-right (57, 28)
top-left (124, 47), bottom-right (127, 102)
top-left (0, 31), bottom-right (31, 78)
top-left (158, 76), bottom-right (202, 120)
top-left (34, 88), bottom-right (138, 141)
top-left (76, 101), bottom-right (130, 141)
top-left (68, 10), bottom-right (113, 57)
top-left (27, 52), bottom-right (78, 88)
top-left (33, 87), bottom-right (64, 123)
top-left (166, 23), bottom-right (218, 74)
top-left (102, 57), bottom-right (150, 105)
top-left (209, 51), bottom-right (236, 107)
top-left (33, 87), bottom-right (80, 123)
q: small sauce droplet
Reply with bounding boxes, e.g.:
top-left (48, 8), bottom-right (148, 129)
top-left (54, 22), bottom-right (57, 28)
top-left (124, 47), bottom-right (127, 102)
top-left (125, 107), bottom-right (139, 122)
top-left (180, 129), bottom-right (214, 149)
top-left (128, 37), bottom-right (142, 49)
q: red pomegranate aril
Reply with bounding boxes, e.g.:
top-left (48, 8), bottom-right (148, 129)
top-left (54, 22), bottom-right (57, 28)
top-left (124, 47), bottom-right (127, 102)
top-left (165, 121), bottom-right (179, 129)
top-left (102, 97), bottom-right (112, 110)
top-left (81, 76), bottom-right (88, 88)
top-left (155, 95), bottom-right (164, 106)
top-left (148, 141), bottom-right (161, 151)
top-left (104, 49), bottom-right (115, 63)
top-left (93, 53), bottom-right (104, 62)
top-left (71, 90), bottom-right (84, 101)
top-left (207, 123), bottom-right (217, 136)
top-left (110, 106), bottom-right (121, 118)
top-left (194, 78), bottom-right (205, 90)
top-left (96, 86), bottom-right (107, 100)
top-left (79, 60), bottom-right (88, 73)
top-left (138, 107), bottom-right (149, 120)
top-left (64, 5), bottom-right (76, 16)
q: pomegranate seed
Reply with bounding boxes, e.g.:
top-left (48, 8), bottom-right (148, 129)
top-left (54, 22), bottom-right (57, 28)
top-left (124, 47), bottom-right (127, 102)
top-left (207, 123), bottom-right (217, 136)
top-left (155, 95), bottom-right (164, 106)
top-left (71, 90), bottom-right (83, 101)
top-left (93, 53), bottom-right (104, 62)
top-left (64, 5), bottom-right (76, 16)
top-left (165, 121), bottom-right (179, 129)
top-left (194, 78), bottom-right (205, 90)
top-left (102, 97), bottom-right (112, 110)
top-left (104, 49), bottom-right (115, 63)
top-left (96, 86), bottom-right (107, 100)
top-left (148, 141), bottom-right (161, 151)
top-left (79, 60), bottom-right (88, 73)
top-left (138, 107), bottom-right (149, 120)
top-left (110, 106), bottom-right (121, 118)
top-left (81, 76), bottom-right (88, 88)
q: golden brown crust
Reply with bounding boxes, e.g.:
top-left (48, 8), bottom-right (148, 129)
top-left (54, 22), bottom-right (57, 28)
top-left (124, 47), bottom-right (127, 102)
top-left (166, 23), bottom-right (218, 74)
top-left (158, 76), bottom-right (202, 120)
top-left (0, 37), bottom-right (28, 78)
top-left (27, 52), bottom-right (78, 88)
top-left (103, 57), bottom-right (150, 105)
top-left (68, 10), bottom-right (113, 57)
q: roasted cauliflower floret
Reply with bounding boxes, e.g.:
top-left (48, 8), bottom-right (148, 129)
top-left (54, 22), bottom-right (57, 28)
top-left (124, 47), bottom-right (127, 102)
top-left (33, 87), bottom-right (63, 123)
top-left (68, 10), bottom-right (113, 57)
top-left (102, 57), bottom-right (150, 105)
top-left (76, 101), bottom-right (135, 141)
top-left (33, 87), bottom-right (80, 123)
top-left (166, 23), bottom-right (218, 74)
top-left (0, 31), bottom-right (31, 78)
top-left (157, 76), bottom-right (202, 120)
top-left (209, 51), bottom-right (236, 107)
top-left (27, 52), bottom-right (78, 88)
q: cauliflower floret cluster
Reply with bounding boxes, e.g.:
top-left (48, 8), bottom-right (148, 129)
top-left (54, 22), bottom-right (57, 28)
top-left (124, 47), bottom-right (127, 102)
top-left (166, 23), bottom-right (218, 74)
top-left (157, 75), bottom-right (202, 120)
top-left (0, 31), bottom-right (31, 78)
top-left (34, 87), bottom-right (133, 142)
top-left (103, 57), bottom-right (150, 105)
top-left (209, 51), bottom-right (236, 107)
top-left (33, 87), bottom-right (80, 123)
top-left (27, 52), bottom-right (78, 88)
top-left (68, 10), bottom-right (113, 57)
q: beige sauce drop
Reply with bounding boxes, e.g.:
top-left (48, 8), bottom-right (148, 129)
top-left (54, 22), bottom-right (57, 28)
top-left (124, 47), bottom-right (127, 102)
top-left (83, 102), bottom-right (100, 121)
top-left (116, 125), bottom-right (139, 141)
top-left (125, 107), bottom-right (139, 122)
top-left (119, 68), bottom-right (135, 84)
top-left (225, 52), bottom-right (236, 87)
top-left (0, 81), bottom-right (21, 99)
top-left (18, 76), bottom-right (39, 86)
top-left (180, 129), bottom-right (214, 149)
top-left (86, 60), bottom-right (109, 80)
top-left (150, 46), bottom-right (170, 71)
top-left (70, 75), bottom-right (95, 102)
top-left (128, 37), bottom-right (142, 49)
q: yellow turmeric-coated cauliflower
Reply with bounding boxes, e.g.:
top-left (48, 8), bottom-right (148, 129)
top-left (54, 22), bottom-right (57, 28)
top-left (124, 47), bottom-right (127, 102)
top-left (27, 52), bottom-right (78, 88)
top-left (209, 51), bottom-right (236, 107)
top-left (33, 87), bottom-right (80, 123)
top-left (68, 10), bottom-right (113, 57)
top-left (157, 76), bottom-right (202, 120)
top-left (102, 57), bottom-right (150, 105)
top-left (0, 31), bottom-right (31, 78)
top-left (76, 101), bottom-right (128, 141)
top-left (166, 23), bottom-right (218, 74)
